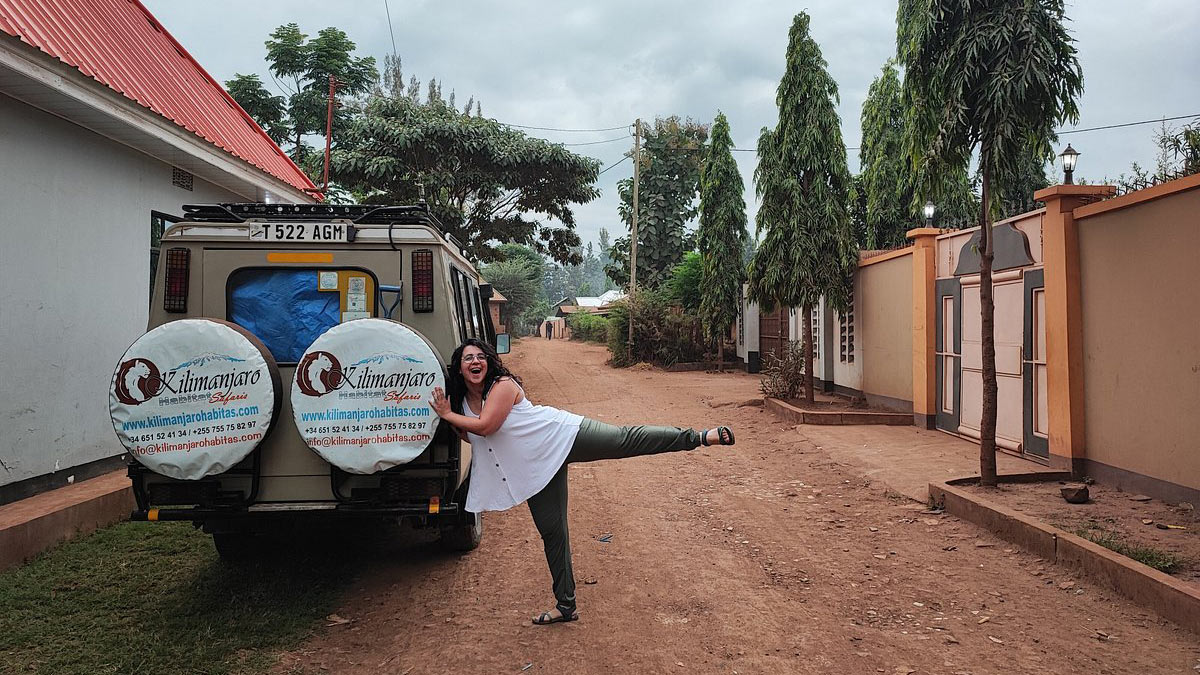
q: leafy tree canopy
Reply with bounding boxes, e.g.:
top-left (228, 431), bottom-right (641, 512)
top-left (697, 111), bottom-right (749, 343)
top-left (897, 0), bottom-right (1082, 210)
top-left (667, 252), bottom-right (704, 312)
top-left (748, 12), bottom-right (857, 315)
top-left (618, 117), bottom-right (709, 288)
top-left (331, 96), bottom-right (601, 265)
top-left (226, 24), bottom-right (376, 168)
top-left (226, 74), bottom-right (290, 145)
top-left (859, 61), bottom-right (912, 249)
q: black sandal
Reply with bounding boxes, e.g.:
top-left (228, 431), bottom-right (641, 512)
top-left (532, 609), bottom-right (579, 625)
top-left (701, 427), bottom-right (735, 446)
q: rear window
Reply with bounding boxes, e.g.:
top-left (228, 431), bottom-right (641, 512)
top-left (228, 268), bottom-right (375, 363)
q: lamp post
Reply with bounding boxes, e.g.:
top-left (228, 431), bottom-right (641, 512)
top-left (1060, 143), bottom-right (1080, 185)
top-left (923, 200), bottom-right (936, 227)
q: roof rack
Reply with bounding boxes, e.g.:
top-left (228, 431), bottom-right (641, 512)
top-left (181, 202), bottom-right (436, 226)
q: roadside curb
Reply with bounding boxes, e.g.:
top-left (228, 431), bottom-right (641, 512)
top-left (930, 478), bottom-right (1200, 634)
top-left (764, 397), bottom-right (911, 426)
top-left (0, 470), bottom-right (133, 572)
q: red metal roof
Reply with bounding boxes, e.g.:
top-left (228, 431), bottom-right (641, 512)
top-left (0, 0), bottom-right (319, 197)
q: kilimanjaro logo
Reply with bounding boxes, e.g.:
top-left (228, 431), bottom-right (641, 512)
top-left (114, 358), bottom-right (163, 405)
top-left (296, 351), bottom-right (345, 397)
top-left (113, 354), bottom-right (263, 406)
top-left (295, 351), bottom-right (437, 398)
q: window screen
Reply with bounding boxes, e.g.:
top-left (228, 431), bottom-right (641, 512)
top-left (228, 269), bottom-right (342, 363)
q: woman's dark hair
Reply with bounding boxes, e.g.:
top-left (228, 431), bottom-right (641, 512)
top-left (446, 339), bottom-right (522, 414)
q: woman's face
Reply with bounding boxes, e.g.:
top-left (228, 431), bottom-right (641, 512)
top-left (460, 346), bottom-right (488, 387)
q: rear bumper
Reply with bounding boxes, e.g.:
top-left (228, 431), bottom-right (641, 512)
top-left (131, 501), bottom-right (461, 522)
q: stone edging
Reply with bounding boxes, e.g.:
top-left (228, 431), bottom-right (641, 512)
top-left (763, 397), bottom-right (911, 426)
top-left (930, 478), bottom-right (1200, 634)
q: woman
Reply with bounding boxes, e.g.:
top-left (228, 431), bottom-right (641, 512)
top-left (429, 338), bottom-right (735, 626)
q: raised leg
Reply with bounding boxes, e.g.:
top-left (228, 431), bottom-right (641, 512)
top-left (566, 418), bottom-right (704, 464)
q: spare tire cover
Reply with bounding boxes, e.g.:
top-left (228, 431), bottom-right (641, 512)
top-left (291, 319), bottom-right (444, 474)
top-left (109, 319), bottom-right (281, 480)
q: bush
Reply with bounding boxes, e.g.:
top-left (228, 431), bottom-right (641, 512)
top-left (666, 252), bottom-right (703, 312)
top-left (759, 341), bottom-right (807, 399)
top-left (567, 312), bottom-right (609, 343)
top-left (606, 289), bottom-right (707, 367)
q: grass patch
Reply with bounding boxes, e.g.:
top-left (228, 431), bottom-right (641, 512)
top-left (1068, 523), bottom-right (1185, 574)
top-left (0, 522), bottom-right (365, 675)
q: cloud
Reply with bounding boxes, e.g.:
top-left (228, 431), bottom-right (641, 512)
top-left (145, 0), bottom-right (1200, 251)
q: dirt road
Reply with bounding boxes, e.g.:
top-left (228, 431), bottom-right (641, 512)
top-left (275, 339), bottom-right (1199, 675)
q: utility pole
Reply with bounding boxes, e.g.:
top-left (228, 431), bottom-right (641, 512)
top-left (321, 75), bottom-right (341, 195)
top-left (627, 118), bottom-right (641, 355)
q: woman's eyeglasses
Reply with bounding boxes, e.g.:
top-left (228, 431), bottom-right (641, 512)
top-left (462, 354), bottom-right (487, 363)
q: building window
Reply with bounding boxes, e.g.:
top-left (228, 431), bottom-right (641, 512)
top-left (810, 306), bottom-right (820, 361)
top-left (840, 306), bottom-right (855, 363)
top-left (149, 211), bottom-right (180, 301)
top-left (171, 167), bottom-right (193, 191)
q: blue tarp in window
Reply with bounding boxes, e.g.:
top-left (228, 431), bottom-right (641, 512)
top-left (229, 269), bottom-right (341, 363)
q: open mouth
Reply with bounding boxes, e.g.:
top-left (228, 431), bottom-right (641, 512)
top-left (468, 365), bottom-right (483, 376)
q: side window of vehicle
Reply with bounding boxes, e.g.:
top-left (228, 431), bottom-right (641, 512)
top-left (467, 282), bottom-right (484, 341)
top-left (449, 268), bottom-right (468, 343)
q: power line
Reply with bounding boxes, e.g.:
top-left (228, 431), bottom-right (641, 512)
top-left (597, 155), bottom-right (631, 176)
top-left (382, 0), bottom-right (398, 60)
top-left (500, 122), bottom-right (631, 133)
top-left (559, 135), bottom-right (633, 147)
top-left (1058, 113), bottom-right (1199, 135)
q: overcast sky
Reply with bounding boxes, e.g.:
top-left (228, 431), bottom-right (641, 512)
top-left (145, 0), bottom-right (1200, 253)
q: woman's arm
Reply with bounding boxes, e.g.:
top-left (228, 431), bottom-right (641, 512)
top-left (429, 379), bottom-right (520, 437)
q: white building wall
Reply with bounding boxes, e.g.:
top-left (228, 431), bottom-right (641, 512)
top-left (0, 94), bottom-right (244, 488)
top-left (736, 283), bottom-right (759, 364)
top-left (832, 290), bottom-right (864, 393)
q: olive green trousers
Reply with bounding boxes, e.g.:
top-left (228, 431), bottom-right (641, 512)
top-left (526, 418), bottom-right (703, 616)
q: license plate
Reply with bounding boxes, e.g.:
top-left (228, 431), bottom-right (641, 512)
top-left (249, 222), bottom-right (351, 242)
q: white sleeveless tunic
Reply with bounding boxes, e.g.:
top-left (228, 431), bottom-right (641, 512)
top-left (462, 390), bottom-right (583, 512)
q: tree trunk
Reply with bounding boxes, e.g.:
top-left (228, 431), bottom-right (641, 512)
top-left (802, 304), bottom-right (815, 404)
top-left (717, 339), bottom-right (724, 373)
top-left (979, 164), bottom-right (999, 487)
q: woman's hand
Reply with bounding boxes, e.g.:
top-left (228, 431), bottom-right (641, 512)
top-left (430, 386), bottom-right (452, 418)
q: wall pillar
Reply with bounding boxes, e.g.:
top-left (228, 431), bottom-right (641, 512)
top-left (1035, 185), bottom-right (1115, 473)
top-left (907, 227), bottom-right (940, 429)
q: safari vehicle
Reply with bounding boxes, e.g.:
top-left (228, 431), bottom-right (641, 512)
top-left (114, 202), bottom-right (506, 558)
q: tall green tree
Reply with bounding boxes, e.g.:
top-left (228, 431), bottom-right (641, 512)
top-left (898, 0), bottom-right (1083, 485)
top-left (748, 13), bottom-right (859, 404)
top-left (226, 25), bottom-right (376, 169)
top-left (617, 117), bottom-right (709, 288)
top-left (859, 61), bottom-right (912, 249)
top-left (331, 97), bottom-right (600, 265)
top-left (697, 112), bottom-right (748, 370)
top-left (481, 258), bottom-right (541, 335)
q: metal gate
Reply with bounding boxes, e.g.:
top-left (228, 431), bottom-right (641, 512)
top-left (934, 217), bottom-right (1049, 463)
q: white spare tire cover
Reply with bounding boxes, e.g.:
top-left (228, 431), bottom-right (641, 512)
top-left (109, 319), bottom-right (281, 480)
top-left (291, 319), bottom-right (444, 474)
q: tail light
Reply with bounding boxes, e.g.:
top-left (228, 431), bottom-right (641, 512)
top-left (163, 247), bottom-right (190, 313)
top-left (412, 249), bottom-right (434, 313)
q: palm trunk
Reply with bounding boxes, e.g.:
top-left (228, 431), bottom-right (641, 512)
top-left (802, 303), bottom-right (815, 404)
top-left (979, 164), bottom-right (999, 487)
top-left (717, 338), bottom-right (724, 373)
